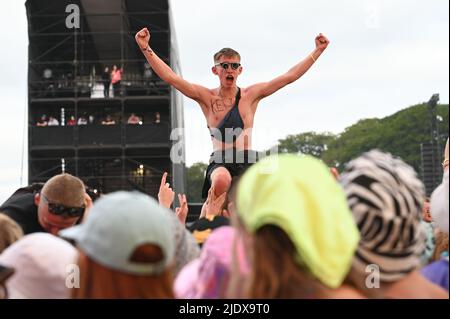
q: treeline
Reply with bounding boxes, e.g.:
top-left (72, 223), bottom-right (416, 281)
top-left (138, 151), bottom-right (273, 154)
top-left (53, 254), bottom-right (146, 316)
top-left (186, 103), bottom-right (449, 202)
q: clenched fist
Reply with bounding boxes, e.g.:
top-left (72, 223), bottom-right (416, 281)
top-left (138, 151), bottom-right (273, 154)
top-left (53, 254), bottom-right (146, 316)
top-left (135, 27), bottom-right (151, 50)
top-left (315, 33), bottom-right (329, 51)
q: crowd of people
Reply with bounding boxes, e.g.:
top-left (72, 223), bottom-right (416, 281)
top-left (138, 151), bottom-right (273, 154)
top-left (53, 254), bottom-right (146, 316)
top-left (1, 25), bottom-right (448, 300)
top-left (0, 139), bottom-right (448, 299)
top-left (34, 112), bottom-right (162, 127)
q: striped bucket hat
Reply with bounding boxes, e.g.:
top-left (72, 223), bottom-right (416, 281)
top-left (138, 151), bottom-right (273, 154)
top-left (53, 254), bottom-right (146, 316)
top-left (340, 150), bottom-right (426, 282)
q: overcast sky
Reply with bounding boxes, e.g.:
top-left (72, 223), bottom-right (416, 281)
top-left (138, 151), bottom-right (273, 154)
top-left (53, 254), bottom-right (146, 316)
top-left (0, 0), bottom-right (448, 202)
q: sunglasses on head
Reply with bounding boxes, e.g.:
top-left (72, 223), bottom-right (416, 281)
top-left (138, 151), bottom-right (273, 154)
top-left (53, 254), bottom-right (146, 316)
top-left (41, 194), bottom-right (85, 218)
top-left (215, 62), bottom-right (241, 70)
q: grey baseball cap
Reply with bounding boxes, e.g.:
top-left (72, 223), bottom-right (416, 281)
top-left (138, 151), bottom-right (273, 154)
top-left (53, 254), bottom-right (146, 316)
top-left (59, 191), bottom-right (175, 275)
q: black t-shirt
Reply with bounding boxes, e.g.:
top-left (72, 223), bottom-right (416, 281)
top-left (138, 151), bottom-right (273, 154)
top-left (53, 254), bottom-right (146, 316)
top-left (101, 71), bottom-right (110, 83)
top-left (0, 187), bottom-right (45, 235)
top-left (188, 215), bottom-right (230, 247)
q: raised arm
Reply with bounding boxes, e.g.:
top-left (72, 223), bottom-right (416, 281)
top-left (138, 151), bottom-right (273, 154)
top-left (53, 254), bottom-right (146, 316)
top-left (247, 33), bottom-right (330, 103)
top-left (135, 28), bottom-right (209, 102)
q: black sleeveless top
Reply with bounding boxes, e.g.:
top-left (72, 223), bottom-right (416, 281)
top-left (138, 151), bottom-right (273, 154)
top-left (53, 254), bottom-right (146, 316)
top-left (209, 88), bottom-right (244, 143)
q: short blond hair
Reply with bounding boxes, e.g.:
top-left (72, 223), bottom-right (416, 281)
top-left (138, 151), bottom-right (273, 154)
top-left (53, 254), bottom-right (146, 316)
top-left (0, 214), bottom-right (24, 253)
top-left (213, 48), bottom-right (241, 64)
top-left (41, 174), bottom-right (85, 207)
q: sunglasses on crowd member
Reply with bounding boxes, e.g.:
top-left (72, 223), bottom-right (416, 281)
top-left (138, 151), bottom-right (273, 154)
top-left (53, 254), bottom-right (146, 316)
top-left (215, 62), bottom-right (241, 70)
top-left (41, 194), bottom-right (85, 218)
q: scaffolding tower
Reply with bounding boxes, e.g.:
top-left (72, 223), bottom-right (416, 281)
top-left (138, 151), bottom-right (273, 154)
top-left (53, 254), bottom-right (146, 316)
top-left (26, 0), bottom-right (186, 198)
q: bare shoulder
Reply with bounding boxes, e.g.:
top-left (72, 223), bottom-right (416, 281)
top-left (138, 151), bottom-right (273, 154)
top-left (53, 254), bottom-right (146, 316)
top-left (239, 85), bottom-right (258, 100)
top-left (241, 84), bottom-right (259, 95)
top-left (241, 83), bottom-right (267, 102)
top-left (193, 83), bottom-right (215, 98)
top-left (239, 86), bottom-right (264, 112)
top-left (194, 85), bottom-right (216, 115)
top-left (191, 84), bottom-right (213, 103)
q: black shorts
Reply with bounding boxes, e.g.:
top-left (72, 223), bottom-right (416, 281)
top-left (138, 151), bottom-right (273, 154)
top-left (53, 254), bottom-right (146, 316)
top-left (201, 149), bottom-right (260, 198)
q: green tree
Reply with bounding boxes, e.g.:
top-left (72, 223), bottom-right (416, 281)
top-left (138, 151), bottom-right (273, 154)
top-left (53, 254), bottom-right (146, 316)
top-left (186, 162), bottom-right (208, 203)
top-left (323, 118), bottom-right (383, 170)
top-left (323, 103), bottom-right (449, 173)
top-left (277, 132), bottom-right (337, 159)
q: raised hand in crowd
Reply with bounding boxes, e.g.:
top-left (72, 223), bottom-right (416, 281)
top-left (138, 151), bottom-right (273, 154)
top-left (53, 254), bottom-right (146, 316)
top-left (175, 194), bottom-right (188, 225)
top-left (158, 172), bottom-right (175, 209)
top-left (200, 186), bottom-right (227, 219)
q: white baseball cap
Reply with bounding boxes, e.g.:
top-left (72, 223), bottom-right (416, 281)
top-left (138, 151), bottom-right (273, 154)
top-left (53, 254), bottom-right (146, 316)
top-left (0, 233), bottom-right (77, 299)
top-left (60, 191), bottom-right (175, 275)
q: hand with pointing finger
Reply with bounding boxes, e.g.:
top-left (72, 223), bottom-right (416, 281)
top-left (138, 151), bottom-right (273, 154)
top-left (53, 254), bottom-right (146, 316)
top-left (158, 172), bottom-right (175, 209)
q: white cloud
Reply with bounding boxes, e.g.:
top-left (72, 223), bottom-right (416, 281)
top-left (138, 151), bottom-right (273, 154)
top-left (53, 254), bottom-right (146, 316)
top-left (170, 0), bottom-right (449, 165)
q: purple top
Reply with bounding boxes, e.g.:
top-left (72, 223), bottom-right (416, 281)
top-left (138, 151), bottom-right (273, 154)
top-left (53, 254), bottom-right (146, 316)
top-left (421, 257), bottom-right (449, 292)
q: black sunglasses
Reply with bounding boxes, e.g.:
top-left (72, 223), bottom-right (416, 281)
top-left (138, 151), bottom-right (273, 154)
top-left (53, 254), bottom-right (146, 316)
top-left (41, 194), bottom-right (85, 218)
top-left (215, 62), bottom-right (241, 70)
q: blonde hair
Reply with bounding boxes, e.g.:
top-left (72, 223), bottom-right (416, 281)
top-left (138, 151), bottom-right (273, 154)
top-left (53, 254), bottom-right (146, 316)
top-left (0, 214), bottom-right (24, 253)
top-left (213, 48), bottom-right (241, 64)
top-left (41, 174), bottom-right (85, 207)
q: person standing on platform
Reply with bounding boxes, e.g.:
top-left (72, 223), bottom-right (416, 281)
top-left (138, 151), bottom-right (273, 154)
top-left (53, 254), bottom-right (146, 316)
top-left (102, 66), bottom-right (111, 98)
top-left (136, 27), bottom-right (329, 199)
top-left (111, 65), bottom-right (123, 97)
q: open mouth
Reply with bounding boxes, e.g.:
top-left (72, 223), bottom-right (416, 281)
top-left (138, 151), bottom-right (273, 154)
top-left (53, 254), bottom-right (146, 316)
top-left (226, 75), bottom-right (234, 81)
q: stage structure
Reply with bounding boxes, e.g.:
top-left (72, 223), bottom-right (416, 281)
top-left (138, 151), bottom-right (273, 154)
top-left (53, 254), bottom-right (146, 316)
top-left (420, 94), bottom-right (444, 196)
top-left (26, 0), bottom-right (186, 198)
